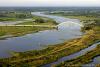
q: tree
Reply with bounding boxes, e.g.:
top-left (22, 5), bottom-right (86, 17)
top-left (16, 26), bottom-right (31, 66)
top-left (35, 18), bottom-right (45, 23)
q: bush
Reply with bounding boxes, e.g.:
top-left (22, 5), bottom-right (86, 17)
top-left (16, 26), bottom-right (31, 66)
top-left (35, 18), bottom-right (45, 23)
top-left (0, 32), bottom-right (6, 36)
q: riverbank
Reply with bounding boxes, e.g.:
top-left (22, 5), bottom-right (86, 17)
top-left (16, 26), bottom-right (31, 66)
top-left (56, 44), bottom-right (100, 67)
top-left (0, 26), bottom-right (56, 38)
top-left (0, 17), bottom-right (57, 38)
top-left (0, 26), bottom-right (99, 67)
top-left (50, 14), bottom-right (98, 21)
top-left (0, 11), bottom-right (32, 22)
top-left (0, 12), bottom-right (100, 67)
top-left (53, 26), bottom-right (100, 67)
top-left (16, 17), bottom-right (57, 25)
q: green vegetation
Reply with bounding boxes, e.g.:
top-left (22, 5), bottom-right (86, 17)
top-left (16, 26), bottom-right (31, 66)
top-left (0, 18), bottom-right (16, 21)
top-left (0, 15), bottom-right (57, 37)
top-left (50, 12), bottom-right (100, 67)
top-left (0, 25), bottom-right (99, 66)
top-left (17, 17), bottom-right (57, 25)
top-left (0, 11), bottom-right (32, 19)
top-left (0, 12), bottom-right (32, 21)
top-left (56, 44), bottom-right (100, 67)
top-left (0, 7), bottom-right (100, 67)
top-left (49, 12), bottom-right (100, 66)
top-left (64, 16), bottom-right (99, 21)
top-left (49, 11), bottom-right (100, 23)
top-left (0, 32), bottom-right (6, 36)
top-left (50, 13), bottom-right (100, 21)
top-left (0, 26), bottom-right (55, 37)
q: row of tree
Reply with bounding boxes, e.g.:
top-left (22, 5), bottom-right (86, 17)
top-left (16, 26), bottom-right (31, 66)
top-left (0, 11), bottom-right (32, 19)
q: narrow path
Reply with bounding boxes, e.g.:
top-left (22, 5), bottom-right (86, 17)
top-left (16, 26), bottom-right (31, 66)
top-left (0, 25), bottom-right (57, 28)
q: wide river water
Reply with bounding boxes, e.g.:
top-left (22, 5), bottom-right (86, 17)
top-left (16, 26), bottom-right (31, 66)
top-left (0, 12), bottom-right (82, 58)
top-left (0, 12), bottom-right (100, 66)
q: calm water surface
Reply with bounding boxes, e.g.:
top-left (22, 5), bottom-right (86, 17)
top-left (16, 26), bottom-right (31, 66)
top-left (43, 42), bottom-right (100, 67)
top-left (0, 12), bottom-right (82, 58)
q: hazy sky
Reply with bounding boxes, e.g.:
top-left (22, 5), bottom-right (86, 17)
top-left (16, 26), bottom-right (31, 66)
top-left (0, 0), bottom-right (100, 7)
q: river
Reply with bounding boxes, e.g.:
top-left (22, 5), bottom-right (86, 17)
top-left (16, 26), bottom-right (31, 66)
top-left (0, 12), bottom-right (82, 58)
top-left (0, 12), bottom-right (100, 66)
top-left (42, 42), bottom-right (100, 67)
top-left (32, 12), bottom-right (100, 67)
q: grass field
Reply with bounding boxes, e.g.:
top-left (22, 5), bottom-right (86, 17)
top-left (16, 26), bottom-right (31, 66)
top-left (0, 18), bottom-right (17, 21)
top-left (0, 26), bottom-right (55, 37)
top-left (56, 44), bottom-right (100, 67)
top-left (16, 18), bottom-right (57, 25)
top-left (50, 13), bottom-right (100, 21)
top-left (0, 16), bottom-right (57, 37)
top-left (0, 26), bottom-right (99, 67)
top-left (0, 12), bottom-right (100, 67)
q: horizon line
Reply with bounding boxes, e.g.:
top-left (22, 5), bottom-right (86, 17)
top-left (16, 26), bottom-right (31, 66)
top-left (0, 6), bottom-right (100, 7)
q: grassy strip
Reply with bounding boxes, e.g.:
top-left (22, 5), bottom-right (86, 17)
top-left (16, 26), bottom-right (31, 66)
top-left (50, 13), bottom-right (100, 21)
top-left (16, 19), bottom-right (57, 25)
top-left (0, 26), bottom-right (54, 37)
top-left (56, 44), bottom-right (100, 67)
top-left (0, 27), bottom-right (99, 67)
top-left (0, 18), bottom-right (17, 21)
top-left (0, 17), bottom-right (57, 37)
top-left (64, 16), bottom-right (99, 21)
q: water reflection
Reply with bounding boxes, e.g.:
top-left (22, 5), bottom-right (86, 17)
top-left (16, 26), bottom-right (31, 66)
top-left (0, 12), bottom-right (82, 58)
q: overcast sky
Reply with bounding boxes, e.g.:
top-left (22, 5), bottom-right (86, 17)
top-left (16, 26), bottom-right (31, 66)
top-left (0, 0), bottom-right (100, 7)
